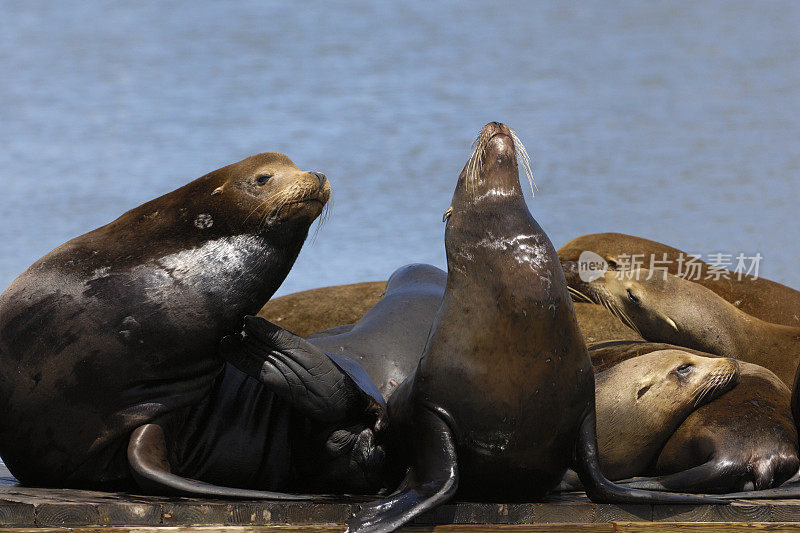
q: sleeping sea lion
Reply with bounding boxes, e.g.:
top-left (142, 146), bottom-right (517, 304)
top-left (565, 266), bottom-right (800, 386)
top-left (585, 341), bottom-right (799, 495)
top-left (558, 232), bottom-right (800, 327)
top-left (593, 350), bottom-right (739, 481)
top-left (308, 264), bottom-right (446, 399)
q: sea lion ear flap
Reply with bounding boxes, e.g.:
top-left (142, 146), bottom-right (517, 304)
top-left (443, 206), bottom-right (453, 223)
top-left (326, 351), bottom-right (388, 433)
top-left (662, 315), bottom-right (679, 333)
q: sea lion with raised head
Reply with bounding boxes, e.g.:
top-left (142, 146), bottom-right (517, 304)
top-left (558, 232), bottom-right (800, 327)
top-left (342, 122), bottom-right (721, 533)
top-left (565, 266), bottom-right (800, 386)
top-left (0, 153), bottom-right (387, 497)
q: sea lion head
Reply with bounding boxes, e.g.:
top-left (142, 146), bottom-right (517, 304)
top-left (609, 350), bottom-right (740, 410)
top-left (201, 152), bottom-right (331, 231)
top-left (596, 349), bottom-right (740, 478)
top-left (443, 122), bottom-right (534, 222)
top-left (81, 152), bottom-right (332, 271)
top-left (565, 266), bottom-right (723, 346)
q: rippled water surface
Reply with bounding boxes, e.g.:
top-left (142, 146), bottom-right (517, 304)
top-left (2, 1), bottom-right (799, 296)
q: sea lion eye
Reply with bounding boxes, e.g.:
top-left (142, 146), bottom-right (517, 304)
top-left (626, 289), bottom-right (639, 303)
top-left (256, 174), bottom-right (272, 185)
top-left (607, 260), bottom-right (618, 269)
top-left (676, 364), bottom-right (692, 374)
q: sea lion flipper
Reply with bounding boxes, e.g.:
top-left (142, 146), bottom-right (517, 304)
top-left (221, 316), bottom-right (382, 425)
top-left (346, 407), bottom-right (458, 533)
top-left (573, 410), bottom-right (727, 505)
top-left (127, 423), bottom-right (323, 500)
top-left (616, 461), bottom-right (750, 493)
top-left (719, 481), bottom-right (800, 499)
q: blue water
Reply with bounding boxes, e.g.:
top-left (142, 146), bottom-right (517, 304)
top-left (1, 1), bottom-right (798, 297)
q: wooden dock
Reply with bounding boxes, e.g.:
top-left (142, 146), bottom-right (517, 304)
top-left (3, 465), bottom-right (800, 531)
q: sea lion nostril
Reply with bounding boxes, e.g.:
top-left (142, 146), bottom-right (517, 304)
top-left (310, 171), bottom-right (327, 185)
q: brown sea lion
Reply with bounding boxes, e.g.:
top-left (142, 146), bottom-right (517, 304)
top-left (565, 266), bottom-right (800, 386)
top-left (641, 362), bottom-right (798, 493)
top-left (0, 153), bottom-right (387, 498)
top-left (259, 281), bottom-right (386, 338)
top-left (558, 232), bottom-right (800, 327)
top-left (345, 122), bottom-right (720, 533)
top-left (582, 341), bottom-right (799, 495)
top-left (594, 350), bottom-right (739, 481)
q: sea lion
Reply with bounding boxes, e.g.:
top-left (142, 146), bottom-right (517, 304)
top-left (593, 350), bottom-right (739, 481)
top-left (583, 341), bottom-right (799, 494)
top-left (558, 232), bottom-right (800, 327)
top-left (308, 264), bottom-right (446, 400)
top-left (628, 362), bottom-right (798, 493)
top-left (259, 281), bottom-right (387, 338)
top-left (0, 153), bottom-right (386, 497)
top-left (344, 122), bottom-right (719, 533)
top-left (565, 266), bottom-right (800, 386)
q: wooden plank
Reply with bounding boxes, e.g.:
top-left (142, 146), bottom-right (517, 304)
top-left (161, 502), bottom-right (229, 525)
top-left (6, 480), bottom-right (800, 528)
top-left (617, 524), bottom-right (800, 532)
top-left (95, 501), bottom-right (163, 525)
top-left (652, 502), bottom-right (772, 523)
top-left (225, 501), bottom-right (290, 525)
top-left (0, 498), bottom-right (35, 526)
top-left (3, 523), bottom-right (800, 532)
top-left (36, 501), bottom-right (101, 526)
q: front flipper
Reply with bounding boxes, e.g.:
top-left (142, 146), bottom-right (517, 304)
top-left (573, 410), bottom-right (726, 505)
top-left (221, 316), bottom-right (386, 429)
top-left (128, 423), bottom-right (326, 500)
top-left (346, 405), bottom-right (458, 533)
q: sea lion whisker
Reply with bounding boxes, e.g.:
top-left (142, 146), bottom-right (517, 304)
top-left (508, 128), bottom-right (537, 197)
top-left (592, 286), bottom-right (644, 338)
top-left (245, 196), bottom-right (275, 224)
top-left (310, 198), bottom-right (331, 243)
top-left (567, 286), bottom-right (593, 303)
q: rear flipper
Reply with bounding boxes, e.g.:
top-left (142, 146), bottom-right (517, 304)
top-left (346, 405), bottom-right (458, 533)
top-left (720, 481), bottom-right (800, 499)
top-left (128, 423), bottom-right (328, 500)
top-left (573, 410), bottom-right (726, 505)
top-left (616, 459), bottom-right (786, 494)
